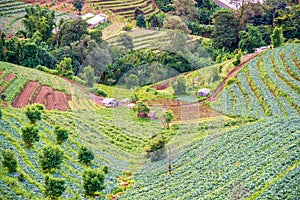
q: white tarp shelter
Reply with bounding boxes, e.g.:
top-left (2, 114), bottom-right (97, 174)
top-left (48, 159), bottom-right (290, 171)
top-left (197, 88), bottom-right (210, 96)
top-left (81, 13), bottom-right (95, 20)
top-left (102, 98), bottom-right (116, 107)
top-left (87, 14), bottom-right (108, 28)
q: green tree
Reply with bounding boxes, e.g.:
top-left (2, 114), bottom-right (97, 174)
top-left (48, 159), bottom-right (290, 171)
top-left (134, 9), bottom-right (144, 19)
top-left (25, 104), bottom-right (44, 124)
top-left (22, 124), bottom-right (40, 148)
top-left (212, 10), bottom-right (239, 52)
top-left (239, 24), bottom-right (266, 53)
top-left (171, 76), bottom-right (187, 96)
top-left (233, 49), bottom-right (242, 66)
top-left (147, 13), bottom-right (167, 28)
top-left (1, 149), bottom-right (18, 173)
top-left (82, 168), bottom-right (105, 196)
top-left (133, 101), bottom-right (150, 118)
top-left (78, 146), bottom-right (94, 165)
top-left (271, 27), bottom-right (285, 48)
top-left (39, 145), bottom-right (64, 171)
top-left (44, 175), bottom-right (66, 199)
top-left (56, 57), bottom-right (73, 78)
top-left (117, 33), bottom-right (134, 51)
top-left (54, 126), bottom-right (70, 144)
top-left (83, 65), bottom-right (95, 87)
top-left (59, 19), bottom-right (88, 47)
top-left (161, 110), bottom-right (175, 128)
top-left (73, 0), bottom-right (84, 14)
top-left (171, 0), bottom-right (198, 20)
top-left (136, 14), bottom-right (147, 28)
top-left (125, 74), bottom-right (139, 89)
top-left (163, 16), bottom-right (190, 34)
top-left (23, 5), bottom-right (55, 41)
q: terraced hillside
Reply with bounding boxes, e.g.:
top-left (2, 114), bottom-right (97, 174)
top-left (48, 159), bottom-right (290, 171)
top-left (88, 0), bottom-right (160, 19)
top-left (0, 103), bottom-right (167, 198)
top-left (120, 116), bottom-right (300, 199)
top-left (0, 1), bottom-right (76, 34)
top-left (0, 62), bottom-right (100, 111)
top-left (212, 43), bottom-right (300, 118)
top-left (106, 28), bottom-right (196, 51)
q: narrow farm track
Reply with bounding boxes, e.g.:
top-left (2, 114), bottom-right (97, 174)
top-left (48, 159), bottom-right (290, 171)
top-left (207, 52), bottom-right (260, 102)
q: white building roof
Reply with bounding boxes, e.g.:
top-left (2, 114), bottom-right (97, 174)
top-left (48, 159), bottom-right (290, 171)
top-left (87, 14), bottom-right (107, 25)
top-left (198, 88), bottom-right (210, 94)
top-left (102, 98), bottom-right (116, 104)
top-left (81, 13), bottom-right (95, 20)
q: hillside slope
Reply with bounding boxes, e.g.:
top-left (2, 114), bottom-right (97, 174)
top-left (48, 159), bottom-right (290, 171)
top-left (212, 43), bottom-right (300, 118)
top-left (120, 116), bottom-right (300, 199)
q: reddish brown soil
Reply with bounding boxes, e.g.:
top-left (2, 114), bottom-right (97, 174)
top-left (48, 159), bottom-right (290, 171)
top-left (13, 81), bottom-right (72, 111)
top-left (88, 93), bottom-right (104, 106)
top-left (145, 99), bottom-right (221, 121)
top-left (14, 81), bottom-right (39, 108)
top-left (4, 74), bottom-right (15, 82)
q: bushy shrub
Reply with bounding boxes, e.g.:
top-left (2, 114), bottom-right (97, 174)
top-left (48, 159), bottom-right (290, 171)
top-left (226, 77), bottom-right (237, 86)
top-left (21, 124), bottom-right (40, 148)
top-left (44, 175), bottom-right (66, 199)
top-left (54, 126), bottom-right (70, 144)
top-left (102, 166), bottom-right (109, 174)
top-left (1, 149), bottom-right (18, 173)
top-left (82, 168), bottom-right (105, 196)
top-left (25, 104), bottom-right (44, 124)
top-left (39, 145), bottom-right (64, 171)
top-left (78, 146), bottom-right (94, 165)
top-left (0, 108), bottom-right (2, 119)
top-left (90, 88), bottom-right (107, 97)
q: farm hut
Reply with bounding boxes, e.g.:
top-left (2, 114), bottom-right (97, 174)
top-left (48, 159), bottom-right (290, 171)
top-left (87, 14), bottom-right (108, 28)
top-left (197, 88), bottom-right (210, 97)
top-left (81, 13), bottom-right (95, 20)
top-left (102, 98), bottom-right (117, 108)
top-left (127, 103), bottom-right (135, 109)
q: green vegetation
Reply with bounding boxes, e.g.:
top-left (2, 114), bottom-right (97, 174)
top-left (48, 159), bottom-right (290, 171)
top-left (0, 1), bottom-right (299, 199)
top-left (82, 168), bottom-right (105, 196)
top-left (39, 145), bottom-right (64, 171)
top-left (212, 43), bottom-right (300, 118)
top-left (78, 146), bottom-right (94, 166)
top-left (44, 175), bottom-right (66, 199)
top-left (21, 124), bottom-right (40, 148)
top-left (1, 149), bottom-right (18, 173)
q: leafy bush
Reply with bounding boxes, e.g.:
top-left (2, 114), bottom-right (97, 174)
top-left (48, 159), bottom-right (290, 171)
top-left (78, 146), bottom-right (94, 165)
top-left (25, 104), bottom-right (44, 123)
top-left (90, 88), bottom-right (107, 97)
top-left (123, 24), bottom-right (133, 31)
top-left (54, 126), bottom-right (70, 144)
top-left (226, 78), bottom-right (237, 86)
top-left (133, 101), bottom-right (150, 118)
top-left (171, 77), bottom-right (187, 95)
top-left (44, 175), bottom-right (66, 199)
top-left (36, 65), bottom-right (58, 75)
top-left (21, 124), bottom-right (40, 148)
top-left (233, 50), bottom-right (242, 66)
top-left (82, 168), bottom-right (105, 196)
top-left (39, 145), bottom-right (64, 171)
top-left (1, 149), bottom-right (18, 173)
top-left (103, 166), bottom-right (109, 174)
top-left (0, 108), bottom-right (2, 119)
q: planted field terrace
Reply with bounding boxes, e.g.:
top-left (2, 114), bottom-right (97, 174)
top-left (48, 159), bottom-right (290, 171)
top-left (88, 0), bottom-right (160, 19)
top-left (212, 43), bottom-right (300, 118)
top-left (106, 28), bottom-right (196, 50)
top-left (0, 104), bottom-right (168, 198)
top-left (0, 1), bottom-right (77, 35)
top-left (0, 62), bottom-right (99, 111)
top-left (121, 116), bottom-right (300, 199)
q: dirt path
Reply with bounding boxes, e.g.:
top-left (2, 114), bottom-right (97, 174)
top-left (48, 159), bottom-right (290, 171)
top-left (207, 52), bottom-right (259, 102)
